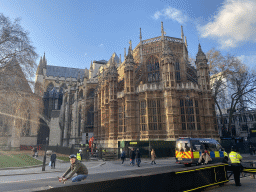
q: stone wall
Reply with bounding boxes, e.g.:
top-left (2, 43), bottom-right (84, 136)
top-left (20, 136), bottom-right (37, 145)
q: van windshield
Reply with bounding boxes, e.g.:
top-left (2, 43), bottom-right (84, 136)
top-left (176, 140), bottom-right (190, 152)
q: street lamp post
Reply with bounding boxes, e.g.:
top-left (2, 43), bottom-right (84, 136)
top-left (42, 137), bottom-right (49, 171)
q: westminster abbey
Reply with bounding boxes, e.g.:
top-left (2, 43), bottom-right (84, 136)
top-left (35, 22), bottom-right (219, 148)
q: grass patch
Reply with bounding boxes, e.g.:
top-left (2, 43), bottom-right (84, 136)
top-left (57, 156), bottom-right (70, 162)
top-left (0, 154), bottom-right (42, 168)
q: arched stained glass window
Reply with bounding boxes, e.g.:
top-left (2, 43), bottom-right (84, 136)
top-left (147, 56), bottom-right (160, 83)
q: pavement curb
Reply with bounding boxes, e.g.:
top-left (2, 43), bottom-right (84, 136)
top-left (0, 170), bottom-right (63, 177)
top-left (0, 160), bottom-right (106, 177)
top-left (0, 164), bottom-right (44, 170)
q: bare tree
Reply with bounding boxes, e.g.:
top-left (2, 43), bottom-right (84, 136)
top-left (208, 48), bottom-right (256, 136)
top-left (0, 13), bottom-right (38, 82)
top-left (226, 63), bottom-right (256, 134)
top-left (0, 13), bottom-right (41, 147)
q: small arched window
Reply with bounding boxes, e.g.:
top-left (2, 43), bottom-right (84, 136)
top-left (46, 83), bottom-right (54, 92)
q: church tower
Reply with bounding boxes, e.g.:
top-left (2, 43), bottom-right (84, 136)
top-left (195, 44), bottom-right (217, 138)
top-left (195, 44), bottom-right (210, 91)
top-left (124, 41), bottom-right (136, 140)
top-left (108, 57), bottom-right (118, 147)
top-left (35, 53), bottom-right (47, 96)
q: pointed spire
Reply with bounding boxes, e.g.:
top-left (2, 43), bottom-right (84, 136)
top-left (181, 25), bottom-right (184, 41)
top-left (41, 52), bottom-right (47, 68)
top-left (124, 48), bottom-right (126, 60)
top-left (140, 28), bottom-right (142, 41)
top-left (129, 40), bottom-right (132, 51)
top-left (161, 22), bottom-right (164, 36)
top-left (185, 36), bottom-right (187, 47)
top-left (196, 43), bottom-right (206, 58)
top-left (119, 54), bottom-right (122, 64)
top-left (198, 43), bottom-right (202, 52)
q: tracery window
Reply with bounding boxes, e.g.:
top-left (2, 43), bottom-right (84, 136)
top-left (87, 105), bottom-right (94, 126)
top-left (21, 110), bottom-right (30, 136)
top-left (147, 56), bottom-right (160, 83)
top-left (175, 62), bottom-right (181, 81)
top-left (148, 99), bottom-right (164, 130)
top-left (118, 104), bottom-right (126, 132)
top-left (140, 100), bottom-right (147, 131)
top-left (180, 98), bottom-right (197, 130)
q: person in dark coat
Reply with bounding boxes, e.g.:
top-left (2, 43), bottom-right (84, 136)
top-left (130, 148), bottom-right (136, 166)
top-left (249, 145), bottom-right (253, 155)
top-left (32, 147), bottom-right (38, 157)
top-left (121, 150), bottom-right (126, 164)
top-left (136, 148), bottom-right (141, 167)
top-left (61, 154), bottom-right (88, 182)
top-left (50, 152), bottom-right (57, 169)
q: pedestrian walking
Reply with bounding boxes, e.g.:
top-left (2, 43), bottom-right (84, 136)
top-left (130, 148), bottom-right (136, 166)
top-left (32, 146), bottom-right (38, 157)
top-left (121, 150), bottom-right (126, 164)
top-left (79, 148), bottom-right (83, 160)
top-left (50, 152), bottom-right (57, 169)
top-left (151, 149), bottom-right (156, 165)
top-left (76, 151), bottom-right (82, 162)
top-left (229, 146), bottom-right (243, 186)
top-left (60, 154), bottom-right (88, 182)
top-left (136, 148), bottom-right (141, 167)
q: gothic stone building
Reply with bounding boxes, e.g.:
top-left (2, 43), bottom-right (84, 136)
top-left (35, 22), bottom-right (219, 148)
top-left (0, 58), bottom-right (42, 148)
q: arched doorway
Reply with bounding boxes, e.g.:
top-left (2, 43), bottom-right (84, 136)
top-left (37, 118), bottom-right (50, 145)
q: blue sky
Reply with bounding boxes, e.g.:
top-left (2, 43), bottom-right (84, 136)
top-left (0, 0), bottom-right (255, 71)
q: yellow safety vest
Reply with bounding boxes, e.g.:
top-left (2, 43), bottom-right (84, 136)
top-left (229, 151), bottom-right (242, 164)
top-left (77, 153), bottom-right (81, 160)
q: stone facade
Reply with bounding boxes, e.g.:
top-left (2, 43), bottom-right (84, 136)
top-left (0, 58), bottom-right (42, 148)
top-left (36, 22), bottom-right (219, 148)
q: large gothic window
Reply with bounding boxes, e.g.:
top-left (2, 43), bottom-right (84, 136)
top-left (87, 105), bottom-right (94, 127)
top-left (140, 100), bottom-right (147, 131)
top-left (147, 99), bottom-right (165, 130)
top-left (175, 62), bottom-right (181, 81)
top-left (180, 98), bottom-right (198, 130)
top-left (118, 105), bottom-right (123, 132)
top-left (147, 56), bottom-right (160, 83)
top-left (21, 109), bottom-right (30, 136)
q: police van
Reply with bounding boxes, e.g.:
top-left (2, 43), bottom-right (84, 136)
top-left (175, 137), bottom-right (228, 166)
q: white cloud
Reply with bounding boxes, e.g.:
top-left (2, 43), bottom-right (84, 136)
top-left (198, 0), bottom-right (256, 49)
top-left (152, 6), bottom-right (187, 24)
top-left (99, 44), bottom-right (104, 47)
top-left (237, 55), bottom-right (256, 67)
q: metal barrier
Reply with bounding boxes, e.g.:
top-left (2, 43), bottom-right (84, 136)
top-left (39, 163), bottom-right (230, 192)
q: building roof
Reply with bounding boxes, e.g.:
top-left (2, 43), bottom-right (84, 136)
top-left (0, 58), bottom-right (32, 93)
top-left (46, 65), bottom-right (85, 79)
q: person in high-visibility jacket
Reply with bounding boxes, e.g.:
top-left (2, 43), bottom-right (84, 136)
top-left (229, 146), bottom-right (243, 186)
top-left (77, 152), bottom-right (82, 162)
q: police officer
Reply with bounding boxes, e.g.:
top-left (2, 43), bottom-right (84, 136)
top-left (229, 146), bottom-right (243, 186)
